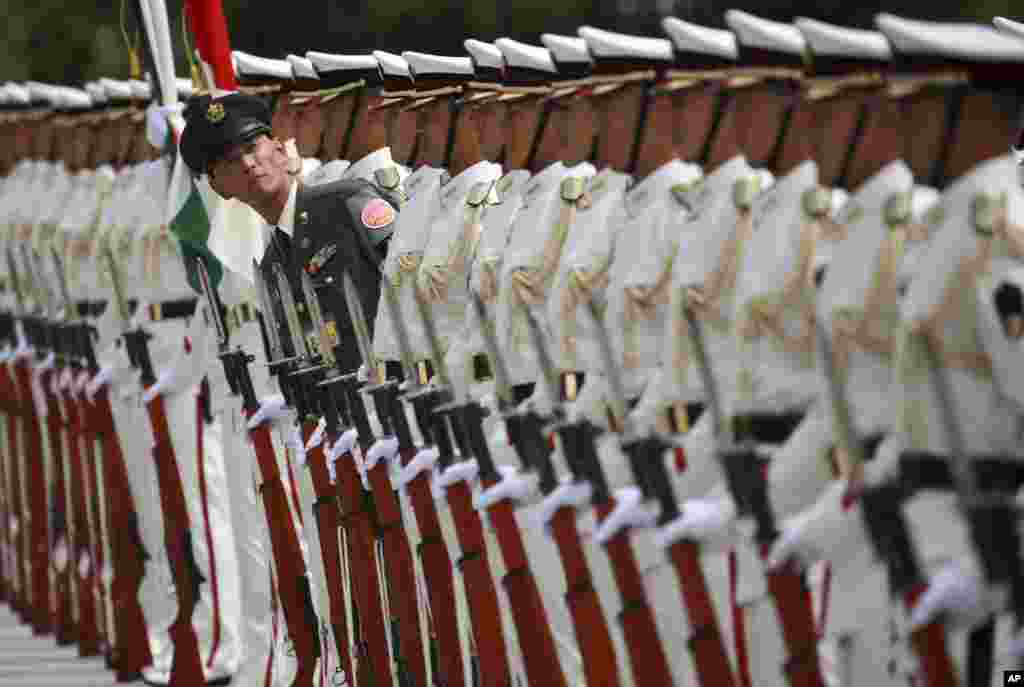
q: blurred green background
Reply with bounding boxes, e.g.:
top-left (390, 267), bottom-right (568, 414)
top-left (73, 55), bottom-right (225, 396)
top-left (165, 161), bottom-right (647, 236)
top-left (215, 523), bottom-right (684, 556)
top-left (2, 0), bottom-right (1020, 84)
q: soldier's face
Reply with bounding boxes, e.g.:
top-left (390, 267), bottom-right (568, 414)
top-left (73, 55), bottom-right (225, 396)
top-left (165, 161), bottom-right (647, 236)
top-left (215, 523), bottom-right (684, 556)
top-left (208, 134), bottom-right (291, 203)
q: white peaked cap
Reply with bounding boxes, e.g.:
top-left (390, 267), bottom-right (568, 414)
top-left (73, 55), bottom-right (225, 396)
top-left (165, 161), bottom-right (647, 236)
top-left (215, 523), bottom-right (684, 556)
top-left (725, 10), bottom-right (807, 56)
top-left (578, 25), bottom-right (674, 62)
top-left (662, 17), bottom-right (739, 61)
top-left (794, 17), bottom-right (892, 60)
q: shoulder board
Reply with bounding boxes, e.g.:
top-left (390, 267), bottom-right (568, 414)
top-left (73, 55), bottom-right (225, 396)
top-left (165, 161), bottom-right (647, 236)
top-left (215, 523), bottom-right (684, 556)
top-left (374, 166), bottom-right (402, 191)
top-left (923, 204), bottom-right (946, 228)
top-left (732, 175), bottom-right (761, 211)
top-left (802, 186), bottom-right (832, 219)
top-left (497, 173), bottom-right (518, 196)
top-left (467, 180), bottom-right (496, 207)
top-left (561, 176), bottom-right (586, 202)
top-left (670, 178), bottom-right (703, 209)
top-left (971, 192), bottom-right (1003, 237)
top-left (883, 192), bottom-right (912, 228)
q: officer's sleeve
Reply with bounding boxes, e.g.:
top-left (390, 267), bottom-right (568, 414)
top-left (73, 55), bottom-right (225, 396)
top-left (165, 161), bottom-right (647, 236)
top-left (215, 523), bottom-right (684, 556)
top-left (343, 184), bottom-right (399, 259)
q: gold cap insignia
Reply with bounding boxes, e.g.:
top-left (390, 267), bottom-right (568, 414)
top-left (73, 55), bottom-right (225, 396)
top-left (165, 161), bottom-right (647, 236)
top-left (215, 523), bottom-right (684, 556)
top-left (206, 102), bottom-right (226, 124)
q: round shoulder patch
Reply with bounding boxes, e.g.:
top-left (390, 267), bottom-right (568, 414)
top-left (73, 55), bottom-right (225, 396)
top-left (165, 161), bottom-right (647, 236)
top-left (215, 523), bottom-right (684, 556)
top-left (361, 198), bottom-right (396, 230)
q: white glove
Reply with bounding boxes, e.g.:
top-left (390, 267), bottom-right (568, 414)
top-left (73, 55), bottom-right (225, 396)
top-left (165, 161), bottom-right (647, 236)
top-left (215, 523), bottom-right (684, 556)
top-left (246, 394), bottom-right (293, 430)
top-left (671, 496), bottom-right (739, 552)
top-left (908, 559), bottom-right (995, 632)
top-left (767, 481), bottom-right (871, 571)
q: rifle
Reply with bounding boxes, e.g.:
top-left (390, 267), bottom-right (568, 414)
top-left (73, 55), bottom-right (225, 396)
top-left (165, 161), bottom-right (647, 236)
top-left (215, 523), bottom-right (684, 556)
top-left (295, 267), bottom-right (359, 684)
top-left (680, 304), bottom-right (825, 687)
top-left (1, 248), bottom-right (30, 620)
top-left (917, 330), bottom-right (1022, 686)
top-left (52, 243), bottom-right (119, 660)
top-left (526, 303), bottom-right (678, 687)
top-left (809, 319), bottom-right (957, 687)
top-left (203, 257), bottom-right (321, 687)
top-left (407, 279), bottom-right (517, 687)
top-left (337, 271), bottom-right (429, 687)
top-left (117, 250), bottom-right (207, 686)
top-left (16, 243), bottom-right (55, 634)
top-left (72, 233), bottom-right (152, 678)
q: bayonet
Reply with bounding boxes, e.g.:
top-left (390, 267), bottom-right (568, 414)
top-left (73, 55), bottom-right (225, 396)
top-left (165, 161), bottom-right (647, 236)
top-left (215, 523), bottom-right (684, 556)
top-left (195, 256), bottom-right (229, 350)
top-left (682, 295), bottom-right (731, 446)
top-left (412, 284), bottom-right (451, 390)
top-left (49, 245), bottom-right (75, 322)
top-left (522, 306), bottom-right (561, 414)
top-left (6, 249), bottom-right (25, 317)
top-left (381, 278), bottom-right (417, 388)
top-left (102, 241), bottom-right (129, 327)
top-left (273, 262), bottom-right (312, 362)
top-left (300, 269), bottom-right (335, 371)
top-left (582, 298), bottom-right (630, 434)
top-left (340, 272), bottom-right (380, 384)
top-left (471, 291), bottom-right (513, 407)
top-left (253, 259), bottom-right (285, 364)
top-left (813, 318), bottom-right (866, 479)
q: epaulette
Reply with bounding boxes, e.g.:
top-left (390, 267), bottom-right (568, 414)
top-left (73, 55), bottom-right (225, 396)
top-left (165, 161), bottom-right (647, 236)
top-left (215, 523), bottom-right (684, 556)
top-left (561, 176), bottom-right (586, 202)
top-left (883, 191), bottom-right (913, 228)
top-left (802, 186), bottom-right (833, 218)
top-left (971, 192), bottom-right (1004, 237)
top-left (374, 166), bottom-right (402, 192)
top-left (732, 175), bottom-right (762, 211)
top-left (467, 180), bottom-right (499, 207)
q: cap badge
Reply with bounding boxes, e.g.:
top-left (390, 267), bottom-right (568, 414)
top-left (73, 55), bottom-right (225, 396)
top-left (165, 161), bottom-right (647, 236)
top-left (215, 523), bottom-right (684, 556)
top-left (361, 198), bottom-right (396, 230)
top-left (206, 102), bottom-right (226, 124)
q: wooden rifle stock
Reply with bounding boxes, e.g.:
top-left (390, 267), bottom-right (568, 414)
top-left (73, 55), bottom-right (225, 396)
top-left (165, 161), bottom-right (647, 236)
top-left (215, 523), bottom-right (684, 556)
top-left (453, 399), bottom-right (566, 687)
top-left (592, 501), bottom-right (676, 687)
top-left (88, 386), bottom-right (152, 679)
top-left (394, 442), bottom-right (465, 687)
top-left (906, 583), bottom-right (959, 687)
top-left (761, 552), bottom-right (826, 687)
top-left (426, 400), bottom-right (513, 687)
top-left (477, 469), bottom-right (566, 687)
top-left (440, 474), bottom-right (512, 687)
top-left (548, 507), bottom-right (622, 687)
top-left (244, 415), bottom-right (321, 687)
top-left (666, 540), bottom-right (736, 687)
top-left (331, 441), bottom-right (394, 687)
top-left (15, 360), bottom-right (51, 634)
top-left (42, 372), bottom-right (75, 645)
top-left (5, 360), bottom-right (29, 619)
top-left (301, 425), bottom-right (353, 682)
top-left (362, 450), bottom-right (428, 687)
top-left (62, 377), bottom-right (102, 654)
top-left (141, 389), bottom-right (207, 686)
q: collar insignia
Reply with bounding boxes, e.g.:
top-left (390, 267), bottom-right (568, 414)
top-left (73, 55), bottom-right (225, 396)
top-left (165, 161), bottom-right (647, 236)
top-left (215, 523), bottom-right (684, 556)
top-left (206, 102), bottom-right (226, 124)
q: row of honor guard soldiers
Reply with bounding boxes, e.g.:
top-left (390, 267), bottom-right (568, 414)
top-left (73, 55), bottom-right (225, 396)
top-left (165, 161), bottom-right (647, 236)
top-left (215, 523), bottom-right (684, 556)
top-left (2, 8), bottom-right (1024, 687)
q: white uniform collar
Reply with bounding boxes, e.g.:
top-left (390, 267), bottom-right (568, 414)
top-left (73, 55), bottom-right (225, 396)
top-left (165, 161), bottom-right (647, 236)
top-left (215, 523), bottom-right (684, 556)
top-left (276, 180), bottom-right (300, 236)
top-left (344, 147), bottom-right (395, 184)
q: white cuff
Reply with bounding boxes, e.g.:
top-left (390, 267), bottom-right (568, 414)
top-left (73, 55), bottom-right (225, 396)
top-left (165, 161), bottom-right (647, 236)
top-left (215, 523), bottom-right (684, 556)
top-left (327, 429), bottom-right (360, 485)
top-left (288, 426), bottom-right (307, 467)
top-left (73, 370), bottom-right (92, 399)
top-left (364, 436), bottom-right (400, 473)
top-left (52, 536), bottom-right (68, 572)
top-left (434, 459), bottom-right (480, 490)
top-left (394, 447), bottom-right (439, 490)
top-left (531, 481), bottom-right (594, 532)
top-left (475, 465), bottom-right (538, 510)
top-left (305, 417), bottom-right (327, 451)
top-left (85, 365), bottom-right (116, 401)
top-left (593, 487), bottom-right (658, 544)
top-left (78, 551), bottom-right (92, 579)
top-left (141, 366), bottom-right (178, 404)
